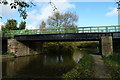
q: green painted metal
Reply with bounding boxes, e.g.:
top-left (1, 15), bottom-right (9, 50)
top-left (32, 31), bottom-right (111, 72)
top-left (2, 25), bottom-right (120, 37)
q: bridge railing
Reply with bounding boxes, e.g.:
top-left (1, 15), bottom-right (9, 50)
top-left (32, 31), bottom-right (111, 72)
top-left (2, 27), bottom-right (78, 37)
top-left (2, 25), bottom-right (120, 37)
top-left (78, 26), bottom-right (120, 33)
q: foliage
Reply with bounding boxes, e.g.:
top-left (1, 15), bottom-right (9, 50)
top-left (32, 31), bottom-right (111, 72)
top-left (62, 54), bottom-right (94, 79)
top-left (1, 25), bottom-right (5, 31)
top-left (108, 53), bottom-right (120, 63)
top-left (0, 0), bottom-right (35, 19)
top-left (43, 42), bottom-right (76, 54)
top-left (2, 19), bottom-right (27, 31)
top-left (47, 11), bottom-right (78, 28)
top-left (103, 52), bottom-right (120, 78)
top-left (19, 21), bottom-right (26, 30)
top-left (40, 21), bottom-right (46, 29)
top-left (77, 42), bottom-right (99, 48)
top-left (2, 19), bottom-right (18, 31)
top-left (3, 52), bottom-right (14, 55)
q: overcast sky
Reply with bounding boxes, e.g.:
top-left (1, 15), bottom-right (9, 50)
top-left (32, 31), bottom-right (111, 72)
top-left (0, 0), bottom-right (118, 29)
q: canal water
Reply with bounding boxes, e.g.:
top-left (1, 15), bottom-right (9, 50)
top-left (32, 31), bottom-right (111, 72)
top-left (2, 49), bottom-right (97, 79)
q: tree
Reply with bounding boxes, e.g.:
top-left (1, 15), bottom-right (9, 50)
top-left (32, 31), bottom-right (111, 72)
top-left (1, 25), bottom-right (6, 31)
top-left (19, 21), bottom-right (26, 30)
top-left (40, 21), bottom-right (46, 29)
top-left (47, 11), bottom-right (78, 28)
top-left (47, 11), bottom-right (78, 46)
top-left (2, 19), bottom-right (17, 31)
top-left (0, 0), bottom-right (35, 19)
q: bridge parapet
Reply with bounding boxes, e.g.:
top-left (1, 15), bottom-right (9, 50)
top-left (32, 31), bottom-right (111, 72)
top-left (2, 25), bottom-right (120, 38)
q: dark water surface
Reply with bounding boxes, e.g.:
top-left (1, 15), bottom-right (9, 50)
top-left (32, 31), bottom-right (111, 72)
top-left (2, 49), bottom-right (94, 78)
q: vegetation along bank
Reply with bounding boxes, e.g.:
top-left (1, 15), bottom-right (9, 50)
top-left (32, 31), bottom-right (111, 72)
top-left (62, 54), bottom-right (94, 79)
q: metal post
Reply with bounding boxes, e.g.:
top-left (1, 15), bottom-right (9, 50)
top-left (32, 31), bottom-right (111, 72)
top-left (90, 27), bottom-right (92, 32)
top-left (97, 27), bottom-right (99, 32)
top-left (106, 26), bottom-right (108, 32)
top-left (115, 26), bottom-right (117, 31)
top-left (115, 0), bottom-right (120, 30)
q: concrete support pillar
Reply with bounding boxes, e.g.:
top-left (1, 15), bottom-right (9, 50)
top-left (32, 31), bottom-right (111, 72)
top-left (7, 39), bottom-right (43, 57)
top-left (100, 36), bottom-right (113, 56)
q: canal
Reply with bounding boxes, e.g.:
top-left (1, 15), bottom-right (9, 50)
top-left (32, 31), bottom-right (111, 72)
top-left (2, 48), bottom-right (97, 79)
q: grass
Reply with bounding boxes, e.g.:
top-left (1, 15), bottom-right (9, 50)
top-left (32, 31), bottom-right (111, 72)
top-left (62, 54), bottom-right (94, 79)
top-left (102, 52), bottom-right (120, 79)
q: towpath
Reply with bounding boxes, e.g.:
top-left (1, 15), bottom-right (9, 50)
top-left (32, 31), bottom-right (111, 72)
top-left (91, 55), bottom-right (111, 78)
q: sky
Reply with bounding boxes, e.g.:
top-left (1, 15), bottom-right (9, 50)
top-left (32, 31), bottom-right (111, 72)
top-left (0, 0), bottom-right (119, 29)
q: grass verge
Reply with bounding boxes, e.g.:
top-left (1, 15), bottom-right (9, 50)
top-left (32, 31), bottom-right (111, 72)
top-left (102, 52), bottom-right (120, 78)
top-left (62, 54), bottom-right (94, 79)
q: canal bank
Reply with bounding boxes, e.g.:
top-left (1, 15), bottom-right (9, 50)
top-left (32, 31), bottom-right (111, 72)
top-left (62, 54), bottom-right (94, 79)
top-left (62, 54), bottom-right (111, 79)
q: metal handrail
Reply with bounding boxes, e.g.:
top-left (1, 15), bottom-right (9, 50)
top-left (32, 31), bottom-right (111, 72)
top-left (2, 25), bottom-right (120, 37)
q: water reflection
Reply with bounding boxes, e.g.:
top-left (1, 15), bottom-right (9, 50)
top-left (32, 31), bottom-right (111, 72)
top-left (2, 49), bottom-right (83, 78)
top-left (43, 55), bottom-right (64, 64)
top-left (72, 49), bottom-right (84, 63)
top-left (2, 56), bottom-right (38, 78)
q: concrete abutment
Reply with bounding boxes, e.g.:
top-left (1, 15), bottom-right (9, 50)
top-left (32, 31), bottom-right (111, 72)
top-left (7, 39), bottom-right (43, 57)
top-left (100, 36), bottom-right (113, 56)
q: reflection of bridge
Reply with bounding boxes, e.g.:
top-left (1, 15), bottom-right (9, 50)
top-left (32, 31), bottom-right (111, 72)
top-left (2, 25), bottom-right (120, 57)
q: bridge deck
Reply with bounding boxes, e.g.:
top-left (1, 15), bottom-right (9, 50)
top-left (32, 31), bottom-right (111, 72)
top-left (14, 32), bottom-right (120, 41)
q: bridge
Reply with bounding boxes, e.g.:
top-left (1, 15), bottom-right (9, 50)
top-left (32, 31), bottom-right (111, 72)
top-left (2, 25), bottom-right (120, 37)
top-left (2, 25), bottom-right (120, 41)
top-left (2, 25), bottom-right (120, 57)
